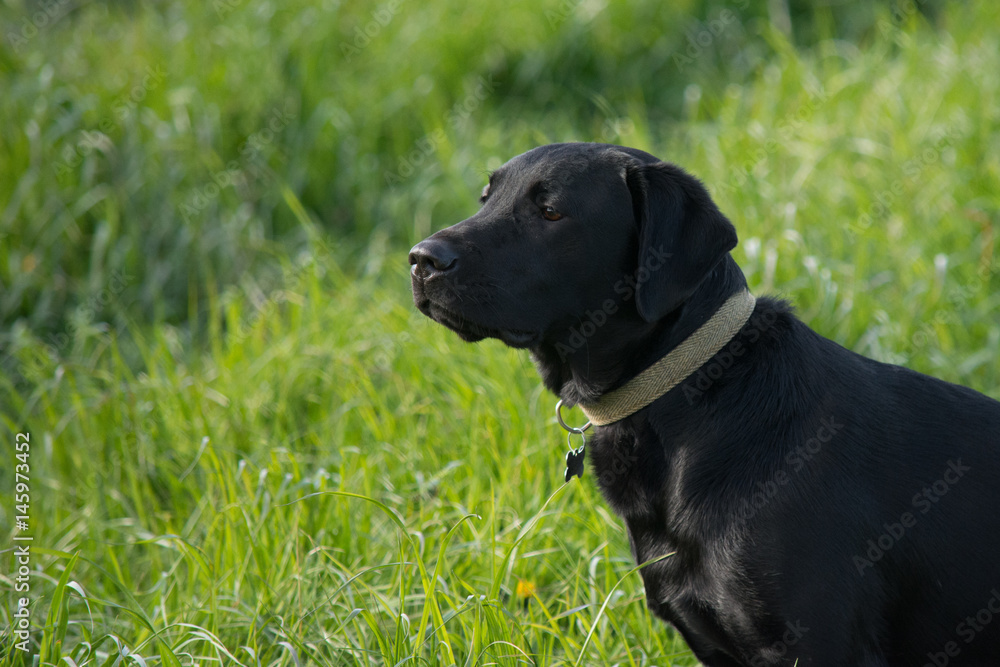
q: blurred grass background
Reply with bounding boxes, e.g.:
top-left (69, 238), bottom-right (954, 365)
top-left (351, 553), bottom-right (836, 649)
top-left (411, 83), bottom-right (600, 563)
top-left (1, 0), bottom-right (999, 664)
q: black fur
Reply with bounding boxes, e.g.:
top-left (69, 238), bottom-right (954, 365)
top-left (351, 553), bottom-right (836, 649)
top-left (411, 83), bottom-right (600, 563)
top-left (408, 142), bottom-right (1000, 665)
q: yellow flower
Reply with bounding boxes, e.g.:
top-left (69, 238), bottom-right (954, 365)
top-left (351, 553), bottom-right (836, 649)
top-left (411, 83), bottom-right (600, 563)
top-left (515, 579), bottom-right (536, 600)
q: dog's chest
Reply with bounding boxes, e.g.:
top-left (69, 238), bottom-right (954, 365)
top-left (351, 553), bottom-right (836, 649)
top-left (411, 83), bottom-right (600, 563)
top-left (587, 428), bottom-right (664, 517)
top-left (625, 511), bottom-right (758, 660)
top-left (588, 431), bottom-right (759, 655)
top-left (587, 433), bottom-right (707, 586)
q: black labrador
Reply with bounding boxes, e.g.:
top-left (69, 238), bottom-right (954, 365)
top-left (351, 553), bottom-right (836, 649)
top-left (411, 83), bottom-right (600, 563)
top-left (408, 142), bottom-right (1000, 666)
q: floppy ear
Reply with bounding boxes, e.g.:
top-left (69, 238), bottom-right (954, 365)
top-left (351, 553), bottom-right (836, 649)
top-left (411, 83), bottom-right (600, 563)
top-left (625, 161), bottom-right (738, 322)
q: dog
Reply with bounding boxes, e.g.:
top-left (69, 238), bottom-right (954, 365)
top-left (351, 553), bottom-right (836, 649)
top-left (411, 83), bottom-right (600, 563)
top-left (408, 142), bottom-right (1000, 665)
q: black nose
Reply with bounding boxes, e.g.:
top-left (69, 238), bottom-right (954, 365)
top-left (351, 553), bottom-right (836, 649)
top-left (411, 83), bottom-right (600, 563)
top-left (408, 238), bottom-right (459, 276)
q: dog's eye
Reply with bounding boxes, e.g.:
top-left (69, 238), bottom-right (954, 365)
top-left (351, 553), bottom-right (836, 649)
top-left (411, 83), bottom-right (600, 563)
top-left (541, 206), bottom-right (563, 221)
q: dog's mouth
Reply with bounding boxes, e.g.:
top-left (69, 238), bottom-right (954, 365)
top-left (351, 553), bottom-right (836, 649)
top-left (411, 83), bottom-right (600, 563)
top-left (416, 298), bottom-right (539, 348)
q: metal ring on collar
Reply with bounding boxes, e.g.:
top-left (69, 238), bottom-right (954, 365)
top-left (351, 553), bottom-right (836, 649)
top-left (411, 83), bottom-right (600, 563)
top-left (555, 399), bottom-right (592, 434)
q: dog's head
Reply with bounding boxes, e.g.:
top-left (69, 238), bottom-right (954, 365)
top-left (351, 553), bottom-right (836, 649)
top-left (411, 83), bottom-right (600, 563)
top-left (409, 143), bottom-right (737, 352)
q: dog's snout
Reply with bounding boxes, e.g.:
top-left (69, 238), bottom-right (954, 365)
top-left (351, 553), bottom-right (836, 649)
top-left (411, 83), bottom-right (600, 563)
top-left (408, 239), bottom-right (459, 276)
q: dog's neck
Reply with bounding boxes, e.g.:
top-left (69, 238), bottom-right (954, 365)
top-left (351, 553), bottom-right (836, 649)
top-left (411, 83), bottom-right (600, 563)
top-left (531, 255), bottom-right (749, 407)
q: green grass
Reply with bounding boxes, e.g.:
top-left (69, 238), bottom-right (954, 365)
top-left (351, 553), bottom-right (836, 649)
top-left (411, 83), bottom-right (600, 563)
top-left (2, 0), bottom-right (1000, 665)
top-left (0, 243), bottom-right (696, 665)
top-left (0, 0), bottom-right (949, 334)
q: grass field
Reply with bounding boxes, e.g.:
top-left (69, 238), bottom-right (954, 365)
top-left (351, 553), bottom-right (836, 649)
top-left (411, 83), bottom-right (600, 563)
top-left (2, 0), bottom-right (1000, 665)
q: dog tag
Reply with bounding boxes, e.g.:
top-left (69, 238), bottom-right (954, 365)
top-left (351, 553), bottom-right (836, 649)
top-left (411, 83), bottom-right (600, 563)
top-left (565, 446), bottom-right (586, 482)
top-left (556, 399), bottom-right (590, 483)
top-left (565, 438), bottom-right (586, 482)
